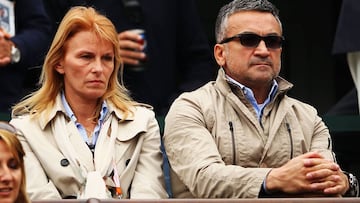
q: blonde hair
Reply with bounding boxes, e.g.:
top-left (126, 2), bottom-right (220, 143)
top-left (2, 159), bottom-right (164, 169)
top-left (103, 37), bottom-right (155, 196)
top-left (12, 6), bottom-right (135, 118)
top-left (0, 122), bottom-right (29, 203)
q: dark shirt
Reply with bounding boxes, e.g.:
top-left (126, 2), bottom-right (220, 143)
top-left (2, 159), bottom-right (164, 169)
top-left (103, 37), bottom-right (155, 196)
top-left (333, 0), bottom-right (360, 54)
top-left (0, 0), bottom-right (52, 115)
top-left (327, 0), bottom-right (360, 115)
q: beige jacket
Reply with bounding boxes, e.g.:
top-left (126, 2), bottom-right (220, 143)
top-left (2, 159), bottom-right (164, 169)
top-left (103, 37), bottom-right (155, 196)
top-left (163, 68), bottom-right (335, 198)
top-left (10, 94), bottom-right (167, 199)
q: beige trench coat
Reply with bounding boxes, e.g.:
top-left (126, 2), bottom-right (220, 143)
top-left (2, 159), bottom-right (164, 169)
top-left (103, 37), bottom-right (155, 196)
top-left (10, 95), bottom-right (167, 199)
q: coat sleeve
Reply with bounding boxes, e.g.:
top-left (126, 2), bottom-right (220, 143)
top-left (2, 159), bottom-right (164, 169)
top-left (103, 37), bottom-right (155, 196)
top-left (10, 118), bottom-right (62, 199)
top-left (11, 0), bottom-right (52, 67)
top-left (163, 92), bottom-right (271, 198)
top-left (308, 109), bottom-right (336, 161)
top-left (129, 109), bottom-right (168, 198)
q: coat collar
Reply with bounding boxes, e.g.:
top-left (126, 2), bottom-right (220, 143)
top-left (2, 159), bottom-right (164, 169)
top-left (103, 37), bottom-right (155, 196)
top-left (216, 68), bottom-right (294, 98)
top-left (38, 94), bottom-right (149, 137)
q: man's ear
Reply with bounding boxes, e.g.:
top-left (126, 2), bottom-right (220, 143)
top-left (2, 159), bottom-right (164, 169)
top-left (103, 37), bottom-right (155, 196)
top-left (55, 62), bottom-right (65, 74)
top-left (214, 44), bottom-right (226, 66)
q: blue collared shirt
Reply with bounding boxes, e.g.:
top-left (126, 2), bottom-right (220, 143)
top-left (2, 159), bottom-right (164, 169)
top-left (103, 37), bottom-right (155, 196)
top-left (226, 75), bottom-right (278, 121)
top-left (61, 92), bottom-right (108, 146)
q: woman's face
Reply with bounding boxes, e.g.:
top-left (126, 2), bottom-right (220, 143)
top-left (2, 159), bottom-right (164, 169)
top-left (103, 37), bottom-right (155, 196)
top-left (56, 30), bottom-right (115, 102)
top-left (0, 140), bottom-right (21, 203)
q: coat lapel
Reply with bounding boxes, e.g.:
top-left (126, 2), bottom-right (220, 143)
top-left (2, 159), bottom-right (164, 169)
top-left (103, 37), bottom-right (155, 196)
top-left (66, 121), bottom-right (95, 171)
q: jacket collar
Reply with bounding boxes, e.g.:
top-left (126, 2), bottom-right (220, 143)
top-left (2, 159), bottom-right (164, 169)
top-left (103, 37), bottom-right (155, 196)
top-left (216, 68), bottom-right (294, 98)
top-left (39, 94), bottom-right (137, 130)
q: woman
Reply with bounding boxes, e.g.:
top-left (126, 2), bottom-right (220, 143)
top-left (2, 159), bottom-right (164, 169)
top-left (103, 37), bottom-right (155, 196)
top-left (10, 6), bottom-right (167, 199)
top-left (0, 121), bottom-right (29, 203)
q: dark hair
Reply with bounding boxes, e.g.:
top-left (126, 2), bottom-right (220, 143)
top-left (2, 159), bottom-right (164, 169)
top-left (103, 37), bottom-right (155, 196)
top-left (215, 0), bottom-right (282, 43)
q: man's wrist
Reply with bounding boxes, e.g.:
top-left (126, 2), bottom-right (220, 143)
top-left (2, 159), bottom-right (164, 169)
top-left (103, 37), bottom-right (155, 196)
top-left (343, 171), bottom-right (359, 197)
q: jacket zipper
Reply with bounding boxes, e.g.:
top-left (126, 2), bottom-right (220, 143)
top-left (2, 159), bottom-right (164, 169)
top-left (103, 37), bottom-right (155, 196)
top-left (229, 121), bottom-right (236, 165)
top-left (285, 122), bottom-right (294, 159)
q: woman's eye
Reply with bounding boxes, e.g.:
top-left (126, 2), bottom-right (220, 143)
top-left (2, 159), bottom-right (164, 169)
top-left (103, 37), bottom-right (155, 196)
top-left (8, 159), bottom-right (19, 169)
top-left (103, 55), bottom-right (113, 61)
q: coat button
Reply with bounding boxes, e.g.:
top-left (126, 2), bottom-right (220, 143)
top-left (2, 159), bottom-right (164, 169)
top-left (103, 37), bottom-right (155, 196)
top-left (60, 158), bottom-right (70, 167)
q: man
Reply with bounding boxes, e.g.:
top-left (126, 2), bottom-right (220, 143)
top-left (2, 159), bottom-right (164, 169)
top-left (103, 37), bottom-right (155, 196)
top-left (163, 0), bottom-right (359, 198)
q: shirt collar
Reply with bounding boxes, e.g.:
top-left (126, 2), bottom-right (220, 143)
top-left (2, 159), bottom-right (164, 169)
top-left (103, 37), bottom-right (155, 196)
top-left (225, 75), bottom-right (278, 120)
top-left (61, 91), bottom-right (108, 123)
top-left (225, 75), bottom-right (278, 104)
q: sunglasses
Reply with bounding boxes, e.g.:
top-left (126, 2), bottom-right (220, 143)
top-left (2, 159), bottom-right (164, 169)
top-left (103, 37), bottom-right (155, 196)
top-left (219, 33), bottom-right (285, 49)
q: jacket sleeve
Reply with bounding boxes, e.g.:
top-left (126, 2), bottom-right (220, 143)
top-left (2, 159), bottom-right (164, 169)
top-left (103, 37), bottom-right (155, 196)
top-left (130, 110), bottom-right (168, 198)
top-left (308, 108), bottom-right (336, 161)
top-left (11, 0), bottom-right (52, 67)
top-left (163, 93), bottom-right (271, 198)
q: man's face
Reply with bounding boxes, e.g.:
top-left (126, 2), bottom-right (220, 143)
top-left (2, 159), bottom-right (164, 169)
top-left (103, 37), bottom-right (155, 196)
top-left (214, 11), bottom-right (283, 89)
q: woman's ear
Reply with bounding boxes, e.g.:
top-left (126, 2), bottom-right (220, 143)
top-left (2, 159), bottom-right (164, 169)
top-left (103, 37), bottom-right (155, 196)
top-left (55, 62), bottom-right (65, 74)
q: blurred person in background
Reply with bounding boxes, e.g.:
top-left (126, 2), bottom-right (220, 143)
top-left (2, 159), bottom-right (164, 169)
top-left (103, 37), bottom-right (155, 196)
top-left (0, 0), bottom-right (51, 119)
top-left (328, 0), bottom-right (360, 115)
top-left (0, 121), bottom-right (29, 203)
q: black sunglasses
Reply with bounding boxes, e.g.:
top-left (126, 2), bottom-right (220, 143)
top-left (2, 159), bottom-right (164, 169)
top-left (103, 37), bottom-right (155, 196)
top-left (219, 33), bottom-right (285, 49)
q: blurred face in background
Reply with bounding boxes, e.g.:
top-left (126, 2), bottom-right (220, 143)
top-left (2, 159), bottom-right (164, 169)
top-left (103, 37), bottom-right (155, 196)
top-left (0, 139), bottom-right (21, 203)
